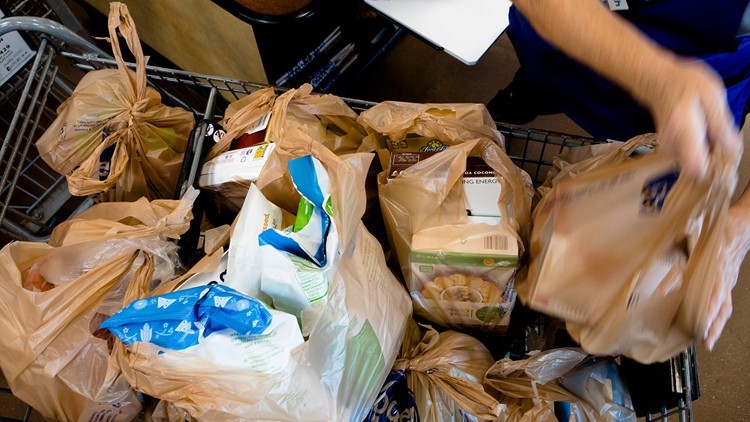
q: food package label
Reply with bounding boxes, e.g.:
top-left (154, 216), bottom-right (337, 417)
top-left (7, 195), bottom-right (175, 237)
top-left (0, 9), bottom-right (35, 87)
top-left (389, 150), bottom-right (502, 217)
top-left (199, 142), bottom-right (275, 188)
top-left (409, 223), bottom-right (518, 333)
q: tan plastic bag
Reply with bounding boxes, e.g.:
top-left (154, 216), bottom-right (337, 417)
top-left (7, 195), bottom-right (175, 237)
top-left (0, 191), bottom-right (197, 421)
top-left (537, 135), bottom-right (656, 197)
top-left (202, 85), bottom-right (366, 213)
top-left (205, 87), bottom-right (276, 160)
top-left (112, 128), bottom-right (412, 421)
top-left (48, 188), bottom-right (197, 247)
top-left (521, 134), bottom-right (739, 363)
top-left (36, 3), bottom-right (194, 201)
top-left (369, 103), bottom-right (533, 333)
top-left (266, 84), bottom-right (368, 156)
top-left (485, 348), bottom-right (635, 422)
top-left (370, 321), bottom-right (501, 421)
top-left (0, 245), bottom-right (150, 421)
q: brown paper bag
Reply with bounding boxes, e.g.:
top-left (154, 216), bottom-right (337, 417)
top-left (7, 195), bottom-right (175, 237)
top-left (111, 128), bottom-right (412, 420)
top-left (36, 3), bottom-right (194, 202)
top-left (521, 134), bottom-right (738, 363)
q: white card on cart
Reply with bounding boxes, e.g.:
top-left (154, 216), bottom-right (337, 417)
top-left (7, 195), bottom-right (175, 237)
top-left (0, 9), bottom-right (36, 86)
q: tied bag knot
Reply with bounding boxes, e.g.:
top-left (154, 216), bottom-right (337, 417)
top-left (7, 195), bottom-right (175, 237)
top-left (106, 98), bottom-right (149, 134)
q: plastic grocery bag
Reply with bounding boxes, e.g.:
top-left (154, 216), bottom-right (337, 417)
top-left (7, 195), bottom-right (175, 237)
top-left (206, 87), bottom-right (276, 158)
top-left (536, 136), bottom-right (656, 197)
top-left (366, 321), bottom-right (501, 421)
top-left (485, 349), bottom-right (635, 422)
top-left (35, 3), bottom-right (194, 201)
top-left (0, 246), bottom-right (156, 421)
top-left (199, 88), bottom-right (276, 213)
top-left (266, 83), bottom-right (368, 155)
top-left (0, 192), bottom-right (195, 421)
top-left (112, 128), bottom-right (412, 420)
top-left (202, 84), bottom-right (365, 214)
top-left (48, 188), bottom-right (198, 247)
top-left (374, 118), bottom-right (532, 333)
top-left (520, 134), bottom-right (739, 363)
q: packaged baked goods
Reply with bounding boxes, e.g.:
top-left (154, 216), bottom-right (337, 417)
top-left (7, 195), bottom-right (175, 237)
top-left (365, 101), bottom-right (533, 333)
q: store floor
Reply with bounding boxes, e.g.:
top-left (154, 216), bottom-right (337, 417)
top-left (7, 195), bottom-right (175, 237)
top-left (0, 30), bottom-right (748, 420)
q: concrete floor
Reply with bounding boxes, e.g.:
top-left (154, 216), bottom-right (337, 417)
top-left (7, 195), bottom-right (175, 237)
top-left (0, 27), bottom-right (747, 421)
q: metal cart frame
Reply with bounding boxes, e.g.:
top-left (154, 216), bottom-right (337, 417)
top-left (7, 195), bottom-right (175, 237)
top-left (0, 5), bottom-right (697, 421)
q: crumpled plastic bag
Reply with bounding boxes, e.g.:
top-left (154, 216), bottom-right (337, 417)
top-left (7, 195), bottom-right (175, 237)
top-left (35, 3), bottom-right (194, 201)
top-left (0, 191), bottom-right (196, 421)
top-left (485, 348), bottom-right (635, 422)
top-left (101, 284), bottom-right (272, 350)
top-left (366, 321), bottom-right (501, 421)
top-left (519, 134), bottom-right (739, 363)
top-left (266, 83), bottom-right (368, 156)
top-left (206, 87), bottom-right (276, 159)
top-left (111, 127), bottom-right (412, 421)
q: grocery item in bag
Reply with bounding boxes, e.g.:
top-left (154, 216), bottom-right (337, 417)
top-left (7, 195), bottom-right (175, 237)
top-left (379, 138), bottom-right (531, 333)
top-left (199, 142), bottom-right (276, 189)
top-left (410, 223), bottom-right (518, 331)
top-left (35, 3), bottom-right (194, 201)
top-left (206, 87), bottom-right (275, 159)
top-left (485, 348), bottom-right (635, 422)
top-left (363, 101), bottom-right (532, 333)
top-left (0, 190), bottom-right (195, 421)
top-left (112, 129), bottom-right (412, 420)
top-left (521, 134), bottom-right (738, 363)
top-left (366, 322), bottom-right (500, 421)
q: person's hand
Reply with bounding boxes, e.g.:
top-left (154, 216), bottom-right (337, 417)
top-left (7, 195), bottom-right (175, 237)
top-left (704, 207), bottom-right (749, 350)
top-left (644, 59), bottom-right (742, 179)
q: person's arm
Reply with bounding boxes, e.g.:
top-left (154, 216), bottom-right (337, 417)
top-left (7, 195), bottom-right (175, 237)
top-left (511, 0), bottom-right (741, 179)
top-left (512, 0), bottom-right (748, 350)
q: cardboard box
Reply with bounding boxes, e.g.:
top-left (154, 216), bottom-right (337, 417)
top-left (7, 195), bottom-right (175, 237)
top-left (409, 222), bottom-right (518, 332)
top-left (199, 143), bottom-right (275, 188)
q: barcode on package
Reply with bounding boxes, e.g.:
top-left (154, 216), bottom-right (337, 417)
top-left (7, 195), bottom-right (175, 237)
top-left (484, 235), bottom-right (508, 250)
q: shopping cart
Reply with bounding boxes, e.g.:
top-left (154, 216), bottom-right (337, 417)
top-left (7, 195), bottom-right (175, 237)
top-left (0, 7), bottom-right (698, 422)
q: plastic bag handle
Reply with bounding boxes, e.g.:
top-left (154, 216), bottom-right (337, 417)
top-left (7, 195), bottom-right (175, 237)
top-left (205, 87), bottom-right (276, 161)
top-left (108, 2), bottom-right (147, 100)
